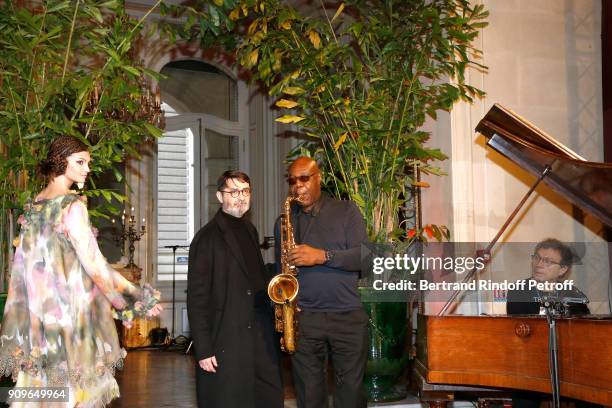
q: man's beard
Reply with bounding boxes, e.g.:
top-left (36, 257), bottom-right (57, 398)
top-left (224, 201), bottom-right (248, 218)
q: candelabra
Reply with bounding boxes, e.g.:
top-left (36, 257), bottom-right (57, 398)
top-left (112, 207), bottom-right (146, 269)
top-left (88, 62), bottom-right (165, 134)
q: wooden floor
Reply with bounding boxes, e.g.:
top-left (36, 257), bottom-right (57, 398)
top-left (108, 349), bottom-right (422, 408)
top-left (109, 349), bottom-right (297, 408)
top-left (110, 350), bottom-right (197, 408)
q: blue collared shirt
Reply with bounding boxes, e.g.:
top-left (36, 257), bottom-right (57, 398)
top-left (274, 195), bottom-right (367, 311)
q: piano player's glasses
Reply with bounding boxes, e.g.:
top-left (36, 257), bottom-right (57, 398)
top-left (530, 253), bottom-right (562, 267)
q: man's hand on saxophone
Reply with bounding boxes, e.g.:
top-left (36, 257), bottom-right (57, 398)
top-left (288, 244), bottom-right (326, 266)
top-left (199, 355), bottom-right (218, 373)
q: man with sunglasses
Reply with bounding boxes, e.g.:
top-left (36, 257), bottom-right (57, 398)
top-left (188, 170), bottom-right (283, 408)
top-left (275, 157), bottom-right (368, 408)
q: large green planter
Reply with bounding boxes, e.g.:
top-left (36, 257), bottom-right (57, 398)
top-left (361, 288), bottom-right (409, 402)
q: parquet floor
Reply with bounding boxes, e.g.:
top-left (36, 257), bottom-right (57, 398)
top-left (109, 349), bottom-right (296, 408)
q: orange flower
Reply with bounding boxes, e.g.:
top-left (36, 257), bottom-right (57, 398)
top-left (424, 226), bottom-right (434, 239)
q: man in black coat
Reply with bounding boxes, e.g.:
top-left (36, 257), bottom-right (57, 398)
top-left (187, 170), bottom-right (283, 408)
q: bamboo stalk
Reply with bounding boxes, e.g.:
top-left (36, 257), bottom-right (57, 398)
top-left (62, 0), bottom-right (81, 83)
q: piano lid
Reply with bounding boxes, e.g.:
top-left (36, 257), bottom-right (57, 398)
top-left (476, 104), bottom-right (612, 227)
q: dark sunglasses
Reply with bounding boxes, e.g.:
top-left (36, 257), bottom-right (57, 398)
top-left (286, 172), bottom-right (319, 185)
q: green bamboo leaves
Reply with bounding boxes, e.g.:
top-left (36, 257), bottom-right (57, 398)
top-left (162, 0), bottom-right (488, 243)
top-left (237, 0), bottom-right (488, 242)
top-left (0, 0), bottom-right (164, 280)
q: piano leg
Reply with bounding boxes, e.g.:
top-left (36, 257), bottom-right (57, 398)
top-left (421, 390), bottom-right (453, 408)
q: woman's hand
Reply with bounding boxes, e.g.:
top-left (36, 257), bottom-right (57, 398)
top-left (146, 303), bottom-right (163, 317)
top-left (112, 297), bottom-right (127, 310)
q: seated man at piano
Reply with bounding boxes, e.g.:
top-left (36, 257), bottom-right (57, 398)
top-left (415, 105), bottom-right (610, 408)
top-left (506, 238), bottom-right (597, 408)
top-left (506, 238), bottom-right (589, 316)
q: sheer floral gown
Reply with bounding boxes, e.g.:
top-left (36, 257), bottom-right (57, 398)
top-left (0, 194), bottom-right (160, 407)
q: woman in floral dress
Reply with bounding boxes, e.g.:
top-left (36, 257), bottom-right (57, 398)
top-left (0, 136), bottom-right (162, 407)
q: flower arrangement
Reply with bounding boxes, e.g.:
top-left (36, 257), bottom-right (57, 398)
top-left (112, 284), bottom-right (161, 328)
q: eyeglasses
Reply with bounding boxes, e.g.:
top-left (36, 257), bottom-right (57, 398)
top-left (287, 172), bottom-right (318, 185)
top-left (219, 188), bottom-right (251, 198)
top-left (530, 253), bottom-right (562, 267)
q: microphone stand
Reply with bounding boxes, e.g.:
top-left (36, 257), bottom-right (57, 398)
top-left (541, 297), bottom-right (561, 408)
top-left (541, 292), bottom-right (589, 407)
top-left (163, 244), bottom-right (190, 350)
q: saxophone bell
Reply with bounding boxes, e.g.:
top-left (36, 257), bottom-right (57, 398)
top-left (268, 274), bottom-right (299, 304)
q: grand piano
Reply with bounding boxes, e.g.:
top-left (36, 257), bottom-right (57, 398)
top-left (415, 104), bottom-right (612, 407)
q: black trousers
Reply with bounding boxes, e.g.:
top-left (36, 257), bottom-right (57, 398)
top-left (291, 309), bottom-right (368, 408)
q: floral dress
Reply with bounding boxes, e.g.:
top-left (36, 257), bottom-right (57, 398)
top-left (0, 194), bottom-right (159, 407)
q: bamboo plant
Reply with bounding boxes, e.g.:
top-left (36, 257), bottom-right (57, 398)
top-left (163, 0), bottom-right (487, 243)
top-left (240, 0), bottom-right (487, 242)
top-left (0, 0), bottom-right (164, 288)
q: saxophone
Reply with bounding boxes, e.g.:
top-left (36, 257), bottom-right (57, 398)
top-left (267, 194), bottom-right (299, 353)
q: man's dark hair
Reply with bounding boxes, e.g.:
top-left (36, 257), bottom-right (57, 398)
top-left (216, 170), bottom-right (250, 191)
top-left (534, 238), bottom-right (574, 266)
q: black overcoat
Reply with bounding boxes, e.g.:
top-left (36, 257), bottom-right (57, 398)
top-left (187, 209), bottom-right (279, 408)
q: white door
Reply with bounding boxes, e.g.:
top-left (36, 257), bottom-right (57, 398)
top-left (157, 113), bottom-right (244, 281)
